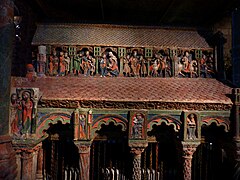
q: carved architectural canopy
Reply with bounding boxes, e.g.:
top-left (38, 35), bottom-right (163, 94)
top-left (32, 24), bottom-right (211, 49)
top-left (12, 77), bottom-right (232, 110)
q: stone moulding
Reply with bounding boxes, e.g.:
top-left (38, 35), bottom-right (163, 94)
top-left (39, 99), bottom-right (232, 111)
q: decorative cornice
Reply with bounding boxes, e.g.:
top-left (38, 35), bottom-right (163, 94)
top-left (39, 99), bottom-right (232, 111)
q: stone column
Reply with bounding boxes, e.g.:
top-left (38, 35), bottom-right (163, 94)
top-left (129, 141), bottom-right (148, 180)
top-left (75, 141), bottom-right (91, 180)
top-left (233, 141), bottom-right (240, 180)
top-left (36, 145), bottom-right (44, 179)
top-left (0, 0), bottom-right (17, 179)
top-left (21, 149), bottom-right (35, 180)
top-left (232, 8), bottom-right (240, 87)
top-left (130, 147), bottom-right (145, 180)
top-left (182, 142), bottom-right (200, 180)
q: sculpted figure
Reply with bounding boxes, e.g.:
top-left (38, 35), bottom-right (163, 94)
top-left (73, 51), bottom-right (83, 76)
top-left (99, 53), bottom-right (107, 77)
top-left (26, 64), bottom-right (37, 81)
top-left (132, 113), bottom-right (144, 139)
top-left (139, 55), bottom-right (147, 77)
top-left (10, 93), bottom-right (22, 136)
top-left (21, 91), bottom-right (33, 135)
top-left (187, 114), bottom-right (197, 140)
top-left (123, 54), bottom-right (131, 77)
top-left (59, 51), bottom-right (66, 76)
top-left (81, 50), bottom-right (92, 76)
top-left (64, 52), bottom-right (71, 75)
top-left (130, 51), bottom-right (140, 77)
top-left (79, 114), bottom-right (86, 139)
top-left (49, 50), bottom-right (59, 76)
top-left (107, 52), bottom-right (119, 77)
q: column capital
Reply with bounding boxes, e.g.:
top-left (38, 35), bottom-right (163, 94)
top-left (74, 141), bottom-right (92, 154)
top-left (129, 140), bottom-right (148, 156)
top-left (182, 141), bottom-right (200, 158)
top-left (182, 141), bottom-right (200, 180)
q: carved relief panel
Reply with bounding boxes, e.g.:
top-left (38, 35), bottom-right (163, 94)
top-left (10, 88), bottom-right (40, 137)
top-left (129, 111), bottom-right (147, 140)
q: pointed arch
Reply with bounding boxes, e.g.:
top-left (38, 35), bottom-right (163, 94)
top-left (91, 114), bottom-right (128, 138)
top-left (201, 117), bottom-right (230, 132)
top-left (36, 112), bottom-right (71, 138)
top-left (148, 115), bottom-right (182, 132)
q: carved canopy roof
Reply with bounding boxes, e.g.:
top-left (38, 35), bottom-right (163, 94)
top-left (32, 24), bottom-right (212, 49)
top-left (12, 77), bottom-right (232, 110)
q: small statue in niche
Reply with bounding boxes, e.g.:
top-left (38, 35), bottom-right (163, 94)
top-left (73, 51), bottom-right (83, 76)
top-left (79, 114), bottom-right (86, 139)
top-left (132, 113), bottom-right (144, 139)
top-left (64, 52), bottom-right (71, 75)
top-left (99, 53), bottom-right (107, 77)
top-left (186, 114), bottom-right (197, 140)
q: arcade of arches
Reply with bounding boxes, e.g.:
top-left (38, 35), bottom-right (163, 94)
top-left (1, 0), bottom-right (240, 180)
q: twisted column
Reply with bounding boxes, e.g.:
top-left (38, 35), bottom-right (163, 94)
top-left (182, 142), bottom-right (200, 180)
top-left (129, 142), bottom-right (147, 180)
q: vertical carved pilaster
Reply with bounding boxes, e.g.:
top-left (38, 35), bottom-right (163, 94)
top-left (129, 142), bottom-right (147, 180)
top-left (182, 142), bottom-right (200, 180)
top-left (75, 141), bottom-right (91, 180)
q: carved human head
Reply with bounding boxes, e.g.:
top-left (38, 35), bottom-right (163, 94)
top-left (22, 91), bottom-right (31, 101)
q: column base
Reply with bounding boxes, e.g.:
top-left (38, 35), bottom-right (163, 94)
top-left (0, 135), bottom-right (17, 179)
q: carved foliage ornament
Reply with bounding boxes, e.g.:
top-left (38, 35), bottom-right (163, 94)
top-left (39, 99), bottom-right (232, 111)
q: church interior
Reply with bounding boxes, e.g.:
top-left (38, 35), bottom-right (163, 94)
top-left (1, 0), bottom-right (240, 179)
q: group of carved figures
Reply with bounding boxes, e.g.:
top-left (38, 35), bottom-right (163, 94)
top-left (31, 48), bottom-right (215, 78)
top-left (10, 90), bottom-right (35, 137)
top-left (45, 50), bottom-right (119, 77)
